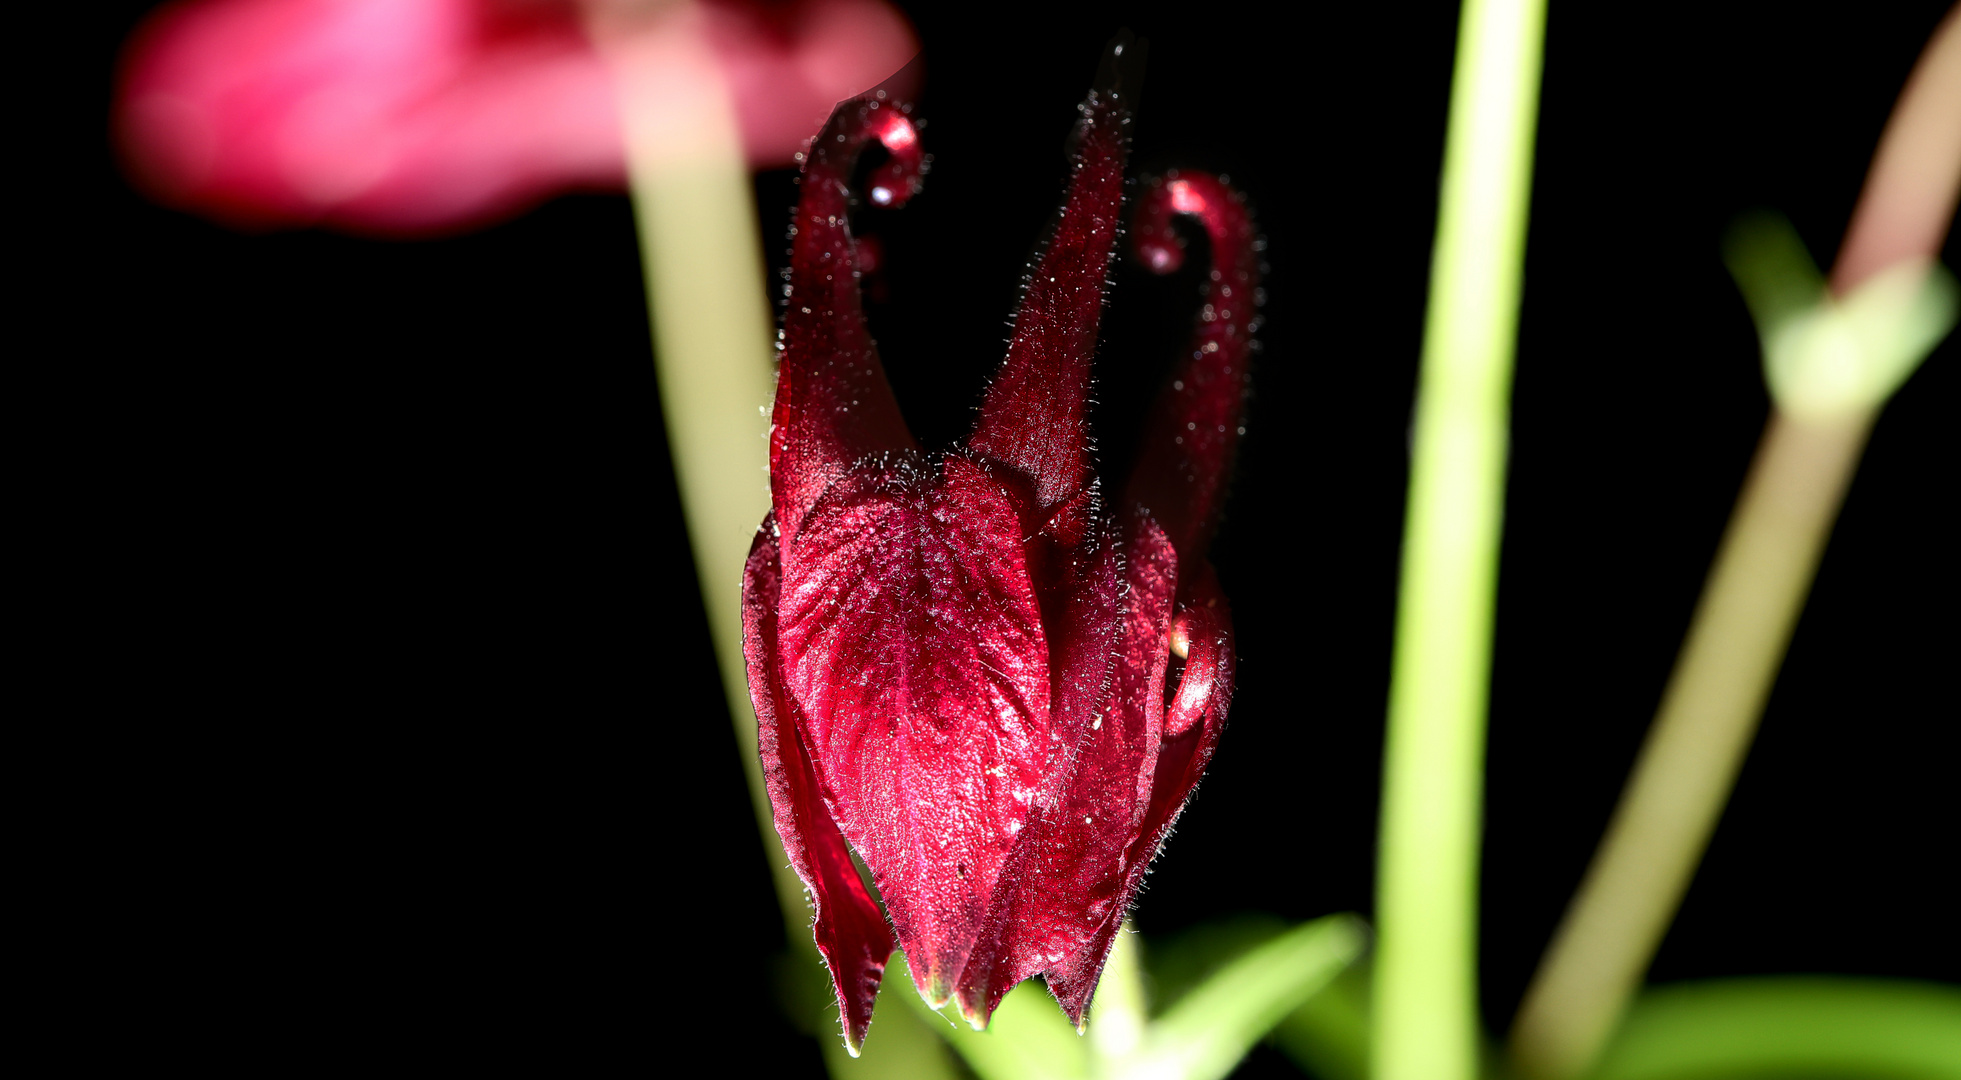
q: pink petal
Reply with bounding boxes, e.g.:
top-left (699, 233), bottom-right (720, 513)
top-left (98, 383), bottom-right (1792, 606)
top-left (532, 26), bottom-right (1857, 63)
top-left (744, 521), bottom-right (893, 1055)
top-left (776, 454), bottom-right (1051, 1005)
top-left (115, 0), bottom-right (603, 232)
top-left (967, 89), bottom-right (1130, 511)
top-left (114, 0), bottom-right (917, 234)
top-left (708, 0), bottom-right (921, 165)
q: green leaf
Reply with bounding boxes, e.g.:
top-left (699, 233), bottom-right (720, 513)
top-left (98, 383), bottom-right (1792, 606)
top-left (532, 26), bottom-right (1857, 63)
top-left (1145, 913), bottom-right (1295, 1013)
top-left (1121, 914), bottom-right (1368, 1080)
top-left (1722, 212), bottom-right (1826, 334)
top-left (1271, 959), bottom-right (1373, 1080)
top-left (1590, 977), bottom-right (1961, 1080)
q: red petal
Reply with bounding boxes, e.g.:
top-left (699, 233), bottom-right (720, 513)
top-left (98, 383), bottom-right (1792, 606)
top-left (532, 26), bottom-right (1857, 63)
top-left (771, 93), bottom-right (927, 547)
top-left (1124, 172), bottom-right (1262, 571)
top-left (743, 520), bottom-right (892, 1055)
top-left (776, 453), bottom-right (1051, 1004)
top-left (1045, 561), bottom-right (1234, 1026)
top-left (952, 510), bottom-right (1179, 1026)
top-left (967, 88), bottom-right (1130, 511)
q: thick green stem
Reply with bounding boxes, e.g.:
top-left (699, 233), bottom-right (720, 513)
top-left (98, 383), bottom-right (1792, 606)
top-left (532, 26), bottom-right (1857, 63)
top-left (1374, 0), bottom-right (1545, 1078)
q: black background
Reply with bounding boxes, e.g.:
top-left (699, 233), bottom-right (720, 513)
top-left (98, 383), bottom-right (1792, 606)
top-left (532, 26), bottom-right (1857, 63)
top-left (84, 1), bottom-right (1955, 1073)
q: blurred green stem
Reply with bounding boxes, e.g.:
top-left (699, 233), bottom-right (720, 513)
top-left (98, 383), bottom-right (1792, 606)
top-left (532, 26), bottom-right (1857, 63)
top-left (603, 4), bottom-right (778, 892)
top-left (1375, 0), bottom-right (1544, 1078)
top-left (598, 5), bottom-right (957, 1075)
top-left (1508, 13), bottom-right (1961, 1077)
top-left (1506, 409), bottom-right (1873, 1080)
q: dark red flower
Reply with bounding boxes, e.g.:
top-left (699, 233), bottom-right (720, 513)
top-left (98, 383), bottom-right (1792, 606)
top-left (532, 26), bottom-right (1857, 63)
top-left (741, 71), bottom-right (1260, 1050)
top-left (113, 0), bottom-right (916, 234)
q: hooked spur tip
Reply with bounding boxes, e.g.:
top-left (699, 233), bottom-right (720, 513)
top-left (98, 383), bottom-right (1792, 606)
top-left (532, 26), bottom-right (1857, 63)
top-left (864, 112), bottom-right (924, 209)
top-left (1142, 241), bottom-right (1184, 274)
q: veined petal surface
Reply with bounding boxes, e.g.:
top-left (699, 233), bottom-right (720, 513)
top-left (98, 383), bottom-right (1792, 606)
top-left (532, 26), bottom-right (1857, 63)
top-left (778, 453), bottom-right (1052, 1003)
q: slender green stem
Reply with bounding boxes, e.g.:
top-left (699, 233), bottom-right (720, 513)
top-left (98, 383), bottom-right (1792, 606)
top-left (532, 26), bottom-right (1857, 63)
top-left (601, 0), bottom-right (792, 930)
top-left (1507, 410), bottom-right (1874, 1080)
top-left (1374, 0), bottom-right (1545, 1078)
top-left (598, 6), bottom-right (958, 1075)
top-left (1508, 16), bottom-right (1961, 1076)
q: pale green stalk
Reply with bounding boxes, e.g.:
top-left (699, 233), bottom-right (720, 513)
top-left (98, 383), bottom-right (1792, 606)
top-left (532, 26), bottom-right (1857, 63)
top-left (1505, 406), bottom-right (1872, 1080)
top-left (1507, 245), bottom-right (1957, 1080)
top-left (1374, 0), bottom-right (1545, 1078)
top-left (597, 5), bottom-right (957, 1075)
top-left (607, 14), bottom-right (777, 867)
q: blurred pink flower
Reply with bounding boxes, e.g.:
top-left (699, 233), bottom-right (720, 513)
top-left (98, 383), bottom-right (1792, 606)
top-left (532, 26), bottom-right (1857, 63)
top-left (114, 0), bottom-right (918, 234)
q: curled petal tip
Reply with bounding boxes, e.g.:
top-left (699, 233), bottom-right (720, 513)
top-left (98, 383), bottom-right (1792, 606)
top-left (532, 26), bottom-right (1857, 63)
top-left (1142, 241), bottom-right (1185, 274)
top-left (865, 111), bottom-right (925, 207)
top-left (1132, 176), bottom-right (1190, 275)
top-left (1124, 170), bottom-right (1261, 564)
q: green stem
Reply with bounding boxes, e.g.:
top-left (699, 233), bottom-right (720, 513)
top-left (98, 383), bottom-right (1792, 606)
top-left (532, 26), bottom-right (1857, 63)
top-left (1088, 923), bottom-right (1150, 1070)
top-left (1374, 0), bottom-right (1545, 1077)
top-left (1506, 411), bottom-right (1873, 1080)
top-left (1508, 15), bottom-right (1961, 1075)
top-left (599, 6), bottom-right (957, 1075)
top-left (603, 0), bottom-right (793, 934)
